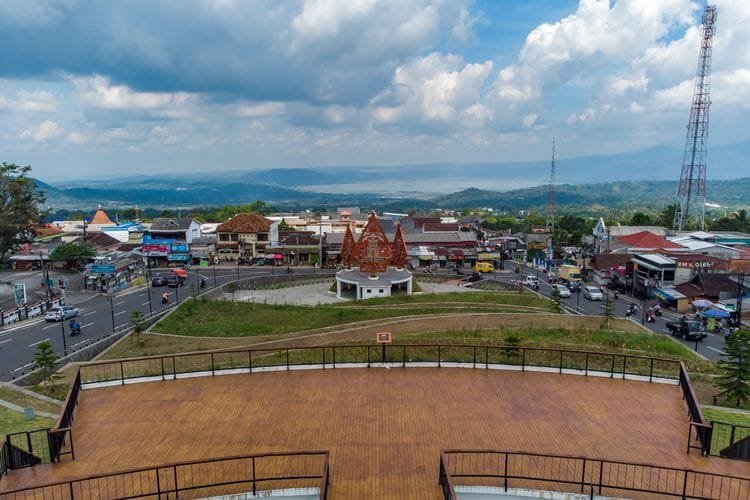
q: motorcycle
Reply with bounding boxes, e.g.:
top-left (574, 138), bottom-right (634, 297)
top-left (161, 293), bottom-right (169, 304)
top-left (70, 322), bottom-right (81, 336)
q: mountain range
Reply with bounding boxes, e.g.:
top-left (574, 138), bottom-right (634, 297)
top-left (34, 140), bottom-right (750, 214)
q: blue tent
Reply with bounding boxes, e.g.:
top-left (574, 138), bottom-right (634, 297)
top-left (702, 309), bottom-right (730, 319)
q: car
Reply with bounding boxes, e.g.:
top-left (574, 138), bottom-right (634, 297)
top-left (583, 286), bottom-right (603, 301)
top-left (151, 276), bottom-right (168, 287)
top-left (553, 284), bottom-right (571, 298)
top-left (45, 305), bottom-right (78, 322)
top-left (166, 276), bottom-right (185, 288)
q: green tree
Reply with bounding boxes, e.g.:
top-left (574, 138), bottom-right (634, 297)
top-left (550, 287), bottom-right (563, 313)
top-left (630, 211), bottom-right (653, 225)
top-left (33, 340), bottom-right (59, 387)
top-left (278, 218), bottom-right (291, 230)
top-left (0, 163), bottom-right (46, 263)
top-left (716, 330), bottom-right (750, 407)
top-left (50, 242), bottom-right (96, 270)
top-left (657, 204), bottom-right (677, 228)
top-left (130, 310), bottom-right (145, 346)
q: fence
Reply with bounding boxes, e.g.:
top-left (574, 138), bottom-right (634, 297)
top-left (77, 344), bottom-right (683, 387)
top-left (0, 451), bottom-right (330, 499)
top-left (0, 299), bottom-right (62, 327)
top-left (439, 450), bottom-right (750, 499)
top-left (4, 430), bottom-right (51, 469)
top-left (680, 363), bottom-right (713, 455)
top-left (0, 442), bottom-right (8, 479)
top-left (710, 421), bottom-right (750, 460)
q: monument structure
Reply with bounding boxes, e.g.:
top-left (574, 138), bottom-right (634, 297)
top-left (335, 212), bottom-right (413, 300)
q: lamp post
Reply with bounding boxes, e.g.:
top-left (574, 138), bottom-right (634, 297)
top-left (108, 291), bottom-right (115, 331)
top-left (212, 264), bottom-right (217, 288)
top-left (39, 252), bottom-right (52, 303)
top-left (145, 273), bottom-right (153, 316)
top-left (60, 320), bottom-right (68, 356)
top-left (576, 285), bottom-right (581, 312)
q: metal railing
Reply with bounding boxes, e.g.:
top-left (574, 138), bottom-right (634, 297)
top-left (680, 363), bottom-right (713, 455)
top-left (78, 344), bottom-right (683, 387)
top-left (710, 421), bottom-right (750, 460)
top-left (439, 450), bottom-right (750, 499)
top-left (0, 450), bottom-right (330, 499)
top-left (0, 441), bottom-right (7, 479)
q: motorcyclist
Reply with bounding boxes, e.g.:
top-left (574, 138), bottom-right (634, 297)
top-left (200, 277), bottom-right (207, 289)
top-left (653, 303), bottom-right (662, 316)
top-left (162, 291), bottom-right (169, 304)
top-left (69, 319), bottom-right (81, 335)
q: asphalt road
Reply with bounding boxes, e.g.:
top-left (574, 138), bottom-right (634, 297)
top-left (489, 263), bottom-right (727, 361)
top-left (0, 263), bottom-right (727, 381)
top-left (0, 267), bottom-right (276, 381)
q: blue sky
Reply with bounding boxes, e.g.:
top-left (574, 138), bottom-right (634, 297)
top-left (0, 0), bottom-right (748, 181)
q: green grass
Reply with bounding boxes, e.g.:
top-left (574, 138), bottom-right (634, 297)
top-left (703, 408), bottom-right (750, 456)
top-left (703, 408), bottom-right (750, 427)
top-left (0, 386), bottom-right (62, 415)
top-left (153, 297), bottom-right (553, 338)
top-left (333, 291), bottom-right (549, 308)
top-left (0, 406), bottom-right (55, 437)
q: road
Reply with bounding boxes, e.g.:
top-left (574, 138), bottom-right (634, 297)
top-left (0, 263), bottom-right (726, 381)
top-left (0, 267), bottom-right (275, 381)
top-left (488, 263), bottom-right (727, 361)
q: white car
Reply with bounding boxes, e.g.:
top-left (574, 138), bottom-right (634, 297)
top-left (583, 286), bottom-right (604, 301)
top-left (553, 284), bottom-right (571, 298)
top-left (45, 306), bottom-right (78, 322)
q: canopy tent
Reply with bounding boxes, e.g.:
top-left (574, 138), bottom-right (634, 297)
top-left (691, 299), bottom-right (713, 309)
top-left (702, 309), bottom-right (730, 319)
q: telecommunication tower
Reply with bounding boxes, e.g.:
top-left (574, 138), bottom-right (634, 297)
top-left (546, 139), bottom-right (556, 233)
top-left (673, 5), bottom-right (717, 231)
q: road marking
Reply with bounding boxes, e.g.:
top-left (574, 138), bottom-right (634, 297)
top-left (707, 346), bottom-right (725, 355)
top-left (42, 323), bottom-right (59, 330)
top-left (82, 322), bottom-right (95, 328)
top-left (29, 338), bottom-right (50, 347)
top-left (115, 301), bottom-right (126, 306)
top-left (84, 311), bottom-right (96, 317)
top-left (114, 311), bottom-right (127, 316)
top-left (142, 301), bottom-right (151, 306)
top-left (0, 338), bottom-right (12, 344)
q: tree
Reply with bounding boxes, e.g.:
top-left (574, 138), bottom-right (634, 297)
top-left (550, 287), bottom-right (563, 313)
top-left (656, 204), bottom-right (677, 228)
top-left (278, 218), bottom-right (291, 230)
top-left (33, 340), bottom-right (59, 387)
top-left (130, 310), bottom-right (145, 346)
top-left (0, 163), bottom-right (46, 263)
top-left (50, 242), bottom-right (96, 270)
top-left (630, 211), bottom-right (653, 225)
top-left (716, 329), bottom-right (750, 407)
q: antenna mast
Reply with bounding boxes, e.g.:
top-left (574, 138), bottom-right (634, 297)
top-left (673, 5), bottom-right (717, 231)
top-left (547, 139), bottom-right (556, 233)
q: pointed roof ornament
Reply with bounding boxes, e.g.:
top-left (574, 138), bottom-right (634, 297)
top-left (354, 212), bottom-right (393, 275)
top-left (340, 224), bottom-right (356, 269)
top-left (391, 223), bottom-right (408, 269)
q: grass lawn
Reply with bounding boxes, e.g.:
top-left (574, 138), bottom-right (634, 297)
top-left (0, 406), bottom-right (55, 437)
top-left (153, 294), bottom-right (555, 338)
top-left (703, 408), bottom-right (750, 427)
top-left (0, 386), bottom-right (62, 415)
top-left (335, 291), bottom-right (550, 308)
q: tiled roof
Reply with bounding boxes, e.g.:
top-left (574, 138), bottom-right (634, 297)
top-left (590, 253), bottom-right (634, 270)
top-left (697, 273), bottom-right (737, 298)
top-left (674, 283), bottom-right (705, 298)
top-left (617, 231), bottom-right (684, 250)
top-left (217, 213), bottom-right (272, 234)
top-left (150, 217), bottom-right (196, 231)
top-left (423, 223), bottom-right (460, 232)
top-left (90, 209), bottom-right (113, 225)
top-left (75, 232), bottom-right (121, 249)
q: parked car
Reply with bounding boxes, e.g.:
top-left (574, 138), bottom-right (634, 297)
top-left (553, 284), bottom-right (571, 298)
top-left (151, 276), bottom-right (168, 287)
top-left (583, 286), bottom-right (603, 301)
top-left (45, 306), bottom-right (78, 322)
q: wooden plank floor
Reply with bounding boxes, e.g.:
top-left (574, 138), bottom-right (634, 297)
top-left (2, 368), bottom-right (749, 498)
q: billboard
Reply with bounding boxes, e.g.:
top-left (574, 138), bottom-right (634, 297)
top-left (14, 283), bottom-right (26, 306)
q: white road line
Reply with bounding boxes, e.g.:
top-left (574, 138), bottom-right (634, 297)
top-left (29, 338), bottom-right (50, 347)
top-left (42, 323), bottom-right (58, 330)
top-left (0, 338), bottom-right (12, 344)
top-left (115, 301), bottom-right (126, 306)
top-left (114, 311), bottom-right (127, 316)
top-left (82, 322), bottom-right (95, 328)
top-left (142, 301), bottom-right (151, 306)
top-left (84, 311), bottom-right (96, 317)
top-left (707, 346), bottom-right (725, 355)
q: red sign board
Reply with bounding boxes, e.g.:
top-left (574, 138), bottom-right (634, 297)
top-left (376, 332), bottom-right (392, 344)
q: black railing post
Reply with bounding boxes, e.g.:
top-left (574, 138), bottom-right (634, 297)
top-left (559, 351), bottom-right (563, 374)
top-left (580, 458), bottom-right (587, 493)
top-left (521, 349), bottom-right (526, 372)
top-left (161, 358), bottom-right (165, 381)
top-left (249, 350), bottom-right (253, 373)
top-left (729, 424), bottom-right (736, 453)
top-left (485, 346), bottom-right (489, 369)
top-left (622, 356), bottom-right (626, 379)
top-left (172, 356), bottom-right (176, 380)
top-left (211, 353), bottom-right (215, 376)
top-left (473, 346), bottom-right (477, 368)
top-left (367, 345), bottom-right (371, 368)
top-left (438, 345), bottom-right (441, 368)
top-left (649, 358), bottom-right (654, 382)
top-left (252, 456), bottom-right (257, 496)
top-left (332, 347), bottom-right (336, 368)
top-left (156, 467), bottom-right (162, 497)
top-left (286, 348), bottom-right (290, 370)
top-left (173, 464), bottom-right (179, 498)
top-left (585, 352), bottom-right (589, 376)
top-left (598, 460), bottom-right (604, 495)
top-left (120, 361), bottom-right (125, 385)
top-left (69, 481), bottom-right (74, 499)
top-left (322, 347), bottom-right (326, 369)
top-left (682, 470), bottom-right (689, 498)
top-left (402, 345), bottom-right (406, 367)
top-left (610, 355), bottom-right (615, 378)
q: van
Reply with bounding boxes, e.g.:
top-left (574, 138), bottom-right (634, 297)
top-left (473, 262), bottom-right (495, 273)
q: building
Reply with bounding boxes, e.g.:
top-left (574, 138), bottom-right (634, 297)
top-left (142, 218), bottom-right (200, 267)
top-left (215, 213), bottom-right (279, 261)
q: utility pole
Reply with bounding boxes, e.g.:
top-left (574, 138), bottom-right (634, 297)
top-left (60, 320), bottom-right (67, 356)
top-left (39, 252), bottom-right (52, 303)
top-left (673, 5), bottom-right (717, 231)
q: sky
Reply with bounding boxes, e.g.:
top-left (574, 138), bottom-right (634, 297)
top-left (0, 0), bottom-right (749, 181)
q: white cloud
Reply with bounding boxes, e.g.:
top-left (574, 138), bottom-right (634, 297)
top-left (67, 131), bottom-right (87, 144)
top-left (21, 120), bottom-right (64, 142)
top-left (15, 90), bottom-right (58, 112)
top-left (235, 102), bottom-right (286, 118)
top-left (73, 75), bottom-right (192, 110)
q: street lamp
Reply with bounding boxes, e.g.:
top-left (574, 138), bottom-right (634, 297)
top-left (60, 320), bottom-right (68, 356)
top-left (108, 292), bottom-right (116, 331)
top-left (145, 273), bottom-right (153, 316)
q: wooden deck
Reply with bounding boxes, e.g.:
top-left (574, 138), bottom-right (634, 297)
top-left (2, 368), bottom-right (749, 498)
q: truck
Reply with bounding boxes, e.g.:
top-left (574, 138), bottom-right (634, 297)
top-left (666, 318), bottom-right (707, 341)
top-left (558, 264), bottom-right (582, 291)
top-left (523, 275), bottom-right (540, 290)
